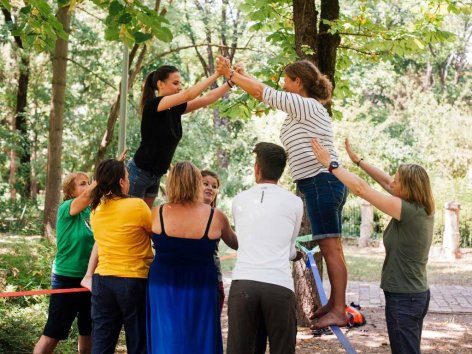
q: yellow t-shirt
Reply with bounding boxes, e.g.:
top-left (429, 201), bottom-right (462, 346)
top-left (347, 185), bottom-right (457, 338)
top-left (91, 197), bottom-right (153, 278)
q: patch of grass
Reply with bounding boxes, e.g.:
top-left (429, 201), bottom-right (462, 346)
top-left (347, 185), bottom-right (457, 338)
top-left (427, 260), bottom-right (472, 285)
top-left (0, 236), bottom-right (80, 353)
top-left (0, 235), bottom-right (138, 353)
top-left (341, 245), bottom-right (472, 286)
top-left (344, 254), bottom-right (383, 282)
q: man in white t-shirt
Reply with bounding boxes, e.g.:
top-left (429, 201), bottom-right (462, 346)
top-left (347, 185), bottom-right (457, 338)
top-left (227, 142), bottom-right (303, 354)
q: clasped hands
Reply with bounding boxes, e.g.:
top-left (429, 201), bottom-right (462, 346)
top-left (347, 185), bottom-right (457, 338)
top-left (216, 55), bottom-right (245, 80)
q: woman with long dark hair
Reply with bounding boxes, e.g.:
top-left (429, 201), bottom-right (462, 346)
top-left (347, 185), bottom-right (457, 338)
top-left (89, 159), bottom-right (153, 354)
top-left (128, 65), bottom-right (232, 208)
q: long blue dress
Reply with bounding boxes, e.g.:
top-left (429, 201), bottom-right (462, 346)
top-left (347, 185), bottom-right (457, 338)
top-left (146, 206), bottom-right (223, 354)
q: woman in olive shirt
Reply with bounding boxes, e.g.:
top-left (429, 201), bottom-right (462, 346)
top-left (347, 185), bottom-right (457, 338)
top-left (311, 138), bottom-right (434, 354)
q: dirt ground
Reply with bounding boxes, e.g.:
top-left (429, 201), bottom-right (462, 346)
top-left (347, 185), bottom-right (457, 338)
top-left (2, 236), bottom-right (471, 353)
top-left (219, 301), bottom-right (472, 354)
top-left (219, 244), bottom-right (472, 353)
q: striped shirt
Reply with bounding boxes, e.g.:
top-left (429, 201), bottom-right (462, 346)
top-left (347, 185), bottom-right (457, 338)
top-left (262, 86), bottom-right (338, 181)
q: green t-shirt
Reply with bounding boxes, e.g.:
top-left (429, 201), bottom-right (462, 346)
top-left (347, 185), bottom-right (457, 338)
top-left (52, 199), bottom-right (94, 277)
top-left (380, 200), bottom-right (434, 293)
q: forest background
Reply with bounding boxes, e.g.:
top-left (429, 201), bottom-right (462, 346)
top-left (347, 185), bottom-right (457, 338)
top-left (1, 0), bottom-right (471, 243)
top-left (0, 0), bottom-right (471, 352)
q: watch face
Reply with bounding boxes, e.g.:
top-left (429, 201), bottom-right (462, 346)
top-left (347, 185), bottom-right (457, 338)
top-left (330, 161), bottom-right (339, 169)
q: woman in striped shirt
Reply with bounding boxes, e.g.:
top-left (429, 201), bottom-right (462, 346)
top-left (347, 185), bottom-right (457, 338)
top-left (216, 56), bottom-right (348, 329)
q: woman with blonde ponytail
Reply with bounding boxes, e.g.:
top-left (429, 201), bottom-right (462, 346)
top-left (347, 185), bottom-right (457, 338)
top-left (217, 57), bottom-right (349, 329)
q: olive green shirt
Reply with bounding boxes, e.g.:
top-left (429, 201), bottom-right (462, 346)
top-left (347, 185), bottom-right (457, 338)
top-left (380, 200), bottom-right (434, 293)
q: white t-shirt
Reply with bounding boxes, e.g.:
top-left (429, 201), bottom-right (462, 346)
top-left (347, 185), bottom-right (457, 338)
top-left (231, 183), bottom-right (303, 291)
top-left (262, 86), bottom-right (338, 181)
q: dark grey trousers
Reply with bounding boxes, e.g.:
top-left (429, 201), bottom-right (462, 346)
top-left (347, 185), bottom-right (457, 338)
top-left (227, 280), bottom-right (297, 354)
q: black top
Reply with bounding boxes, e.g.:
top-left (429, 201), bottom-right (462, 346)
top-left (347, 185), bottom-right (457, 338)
top-left (133, 97), bottom-right (188, 175)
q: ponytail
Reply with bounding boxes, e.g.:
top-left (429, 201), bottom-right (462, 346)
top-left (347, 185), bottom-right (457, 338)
top-left (140, 65), bottom-right (180, 114)
top-left (284, 60), bottom-right (333, 104)
top-left (90, 159), bottom-right (128, 211)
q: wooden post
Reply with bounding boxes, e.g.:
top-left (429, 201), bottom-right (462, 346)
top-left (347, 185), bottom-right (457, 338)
top-left (359, 201), bottom-right (373, 248)
top-left (443, 201), bottom-right (461, 259)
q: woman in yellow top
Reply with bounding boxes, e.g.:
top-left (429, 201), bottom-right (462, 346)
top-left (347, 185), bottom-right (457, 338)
top-left (89, 158), bottom-right (153, 354)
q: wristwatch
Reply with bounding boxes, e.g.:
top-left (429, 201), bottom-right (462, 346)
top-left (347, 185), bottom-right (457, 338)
top-left (328, 161), bottom-right (339, 173)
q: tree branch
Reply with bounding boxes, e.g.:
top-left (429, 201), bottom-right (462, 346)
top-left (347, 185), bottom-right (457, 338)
top-left (184, 0), bottom-right (208, 74)
top-left (142, 43), bottom-right (261, 68)
top-left (338, 45), bottom-right (379, 56)
top-left (66, 58), bottom-right (116, 89)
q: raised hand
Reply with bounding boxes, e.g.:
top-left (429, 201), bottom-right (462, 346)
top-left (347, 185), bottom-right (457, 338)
top-left (117, 149), bottom-right (128, 162)
top-left (233, 61), bottom-right (246, 76)
top-left (345, 138), bottom-right (361, 165)
top-left (310, 138), bottom-right (331, 168)
top-left (216, 55), bottom-right (232, 78)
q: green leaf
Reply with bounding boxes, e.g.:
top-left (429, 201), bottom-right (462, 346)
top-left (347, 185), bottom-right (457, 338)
top-left (133, 31), bottom-right (152, 44)
top-left (152, 26), bottom-right (173, 43)
top-left (109, 1), bottom-right (124, 16)
top-left (104, 26), bottom-right (120, 41)
top-left (33, 0), bottom-right (53, 17)
top-left (1, 0), bottom-right (12, 11)
top-left (20, 5), bottom-right (32, 15)
top-left (412, 38), bottom-right (424, 50)
top-left (136, 12), bottom-right (153, 27)
top-left (118, 13), bottom-right (132, 24)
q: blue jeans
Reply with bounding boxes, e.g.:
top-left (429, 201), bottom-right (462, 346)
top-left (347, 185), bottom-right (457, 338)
top-left (297, 173), bottom-right (348, 239)
top-left (127, 159), bottom-right (161, 198)
top-left (91, 275), bottom-right (147, 354)
top-left (384, 290), bottom-right (430, 354)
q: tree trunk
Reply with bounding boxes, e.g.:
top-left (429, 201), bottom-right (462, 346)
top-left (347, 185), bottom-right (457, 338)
top-left (292, 189), bottom-right (322, 326)
top-left (2, 8), bottom-right (31, 198)
top-left (8, 120), bottom-right (17, 201)
top-left (43, 5), bottom-right (71, 239)
top-left (291, 0), bottom-right (340, 324)
top-left (316, 0), bottom-right (341, 90)
top-left (359, 200), bottom-right (373, 248)
top-left (423, 61), bottom-right (434, 89)
top-left (443, 201), bottom-right (461, 259)
top-left (16, 52), bottom-right (31, 196)
top-left (292, 0), bottom-right (317, 61)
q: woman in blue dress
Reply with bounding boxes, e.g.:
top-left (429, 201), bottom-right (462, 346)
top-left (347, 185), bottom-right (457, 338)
top-left (146, 161), bottom-right (238, 354)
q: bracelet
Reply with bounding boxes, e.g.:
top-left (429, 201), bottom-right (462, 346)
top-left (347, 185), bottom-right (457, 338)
top-left (226, 79), bottom-right (234, 88)
top-left (356, 158), bottom-right (364, 166)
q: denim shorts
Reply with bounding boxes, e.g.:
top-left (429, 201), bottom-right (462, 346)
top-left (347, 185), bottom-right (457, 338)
top-left (127, 159), bottom-right (161, 198)
top-left (43, 273), bottom-right (92, 340)
top-left (297, 172), bottom-right (348, 240)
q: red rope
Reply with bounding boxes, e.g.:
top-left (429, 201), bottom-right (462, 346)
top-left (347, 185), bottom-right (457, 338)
top-left (2, 254), bottom-right (238, 298)
top-left (0, 287), bottom-right (90, 298)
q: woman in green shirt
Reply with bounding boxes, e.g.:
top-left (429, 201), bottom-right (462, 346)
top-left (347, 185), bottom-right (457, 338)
top-left (311, 138), bottom-right (434, 354)
top-left (34, 172), bottom-right (95, 354)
